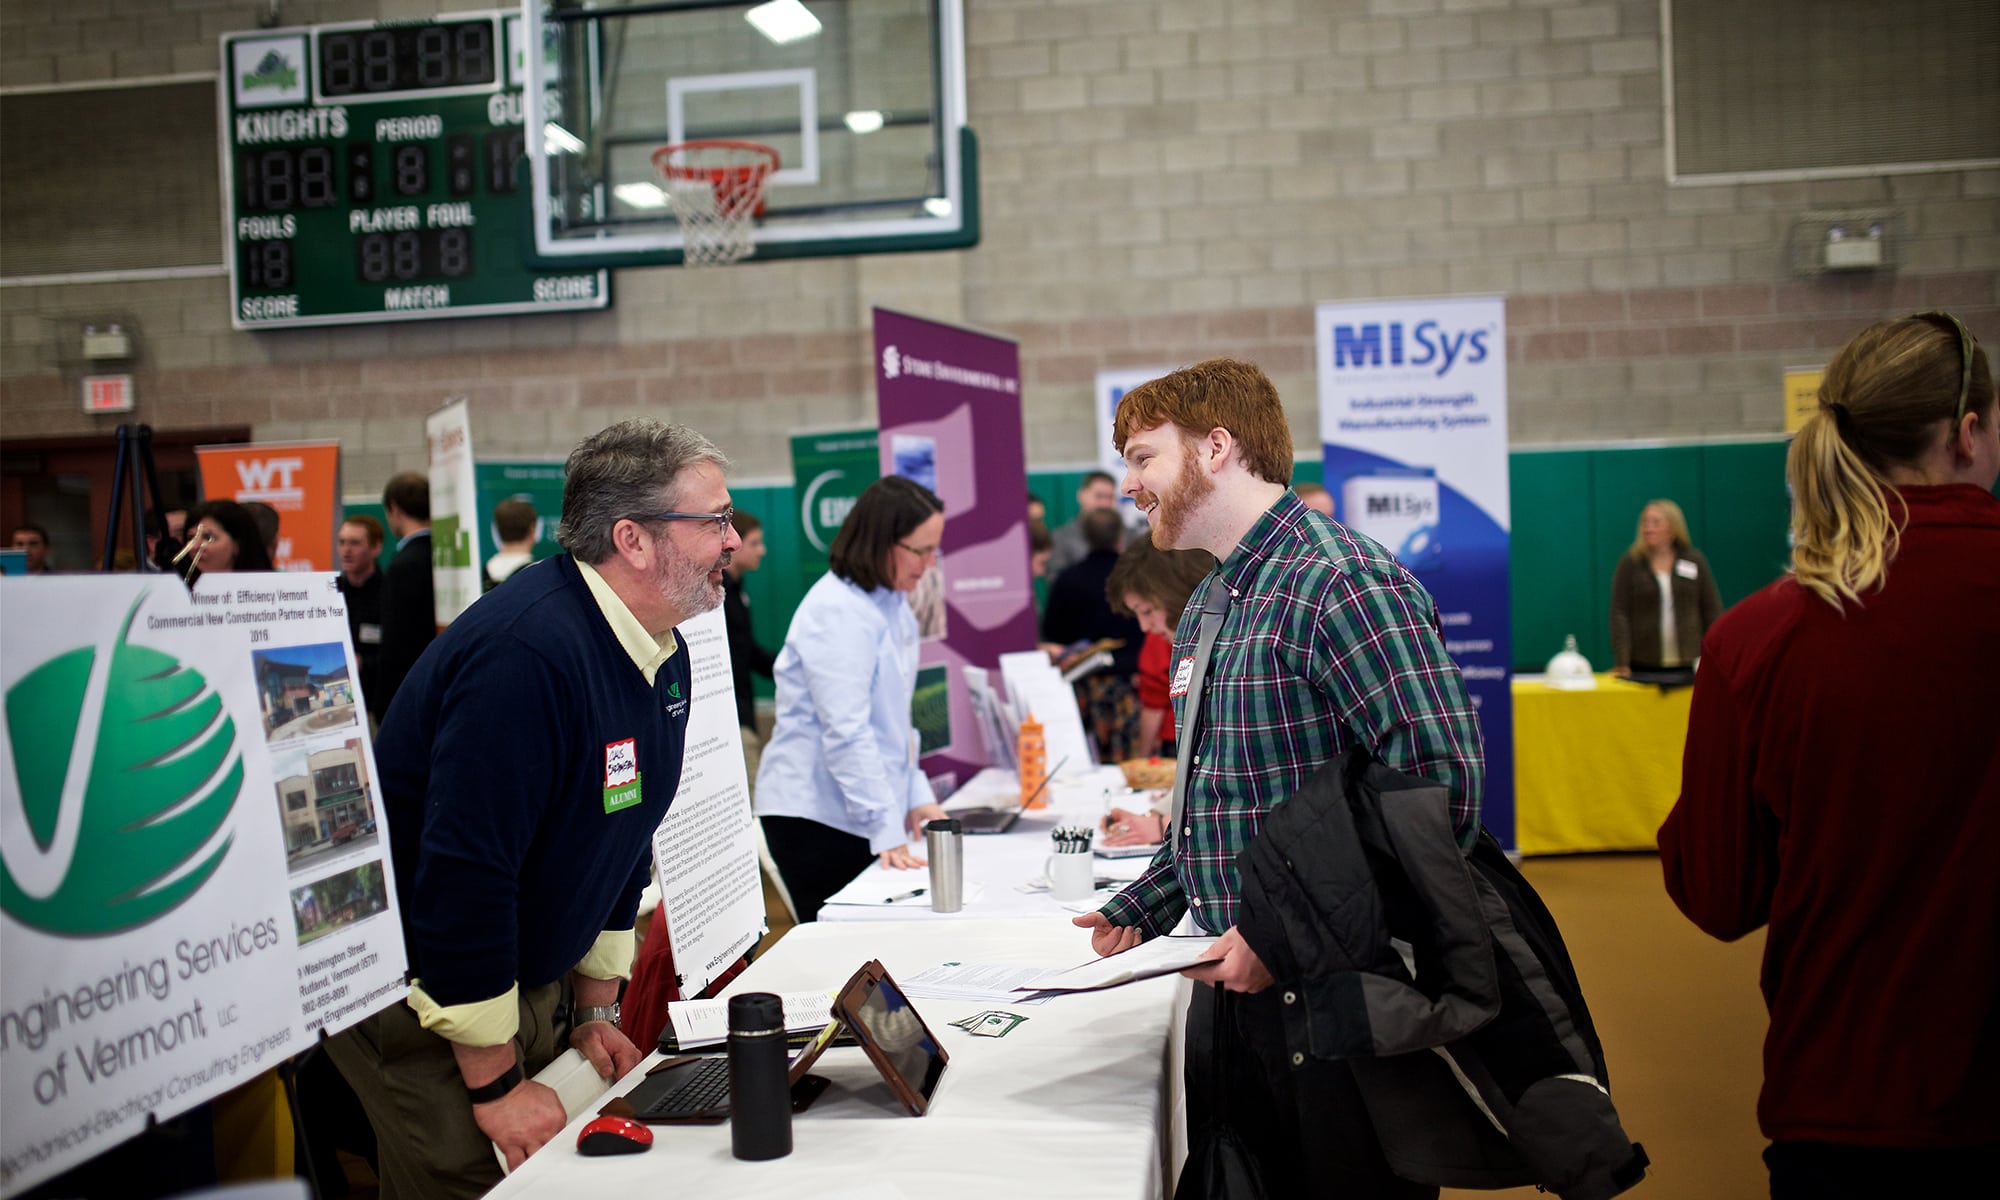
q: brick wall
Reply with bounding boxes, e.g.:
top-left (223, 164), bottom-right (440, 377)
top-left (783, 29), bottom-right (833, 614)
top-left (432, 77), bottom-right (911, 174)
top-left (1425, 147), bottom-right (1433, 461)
top-left (3, 0), bottom-right (1996, 495)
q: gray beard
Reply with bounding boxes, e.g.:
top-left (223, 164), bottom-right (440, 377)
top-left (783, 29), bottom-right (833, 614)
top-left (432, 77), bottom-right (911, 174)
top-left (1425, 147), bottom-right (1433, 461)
top-left (655, 554), bottom-right (723, 623)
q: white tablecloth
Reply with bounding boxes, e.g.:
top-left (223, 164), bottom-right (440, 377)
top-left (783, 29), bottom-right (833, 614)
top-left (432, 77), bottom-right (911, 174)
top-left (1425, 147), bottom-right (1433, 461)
top-left (819, 766), bottom-right (1162, 922)
top-left (486, 918), bottom-right (1181, 1200)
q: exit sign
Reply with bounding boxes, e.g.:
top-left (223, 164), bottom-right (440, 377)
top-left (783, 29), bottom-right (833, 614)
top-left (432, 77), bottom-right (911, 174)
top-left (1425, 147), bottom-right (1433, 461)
top-left (82, 374), bottom-right (135, 414)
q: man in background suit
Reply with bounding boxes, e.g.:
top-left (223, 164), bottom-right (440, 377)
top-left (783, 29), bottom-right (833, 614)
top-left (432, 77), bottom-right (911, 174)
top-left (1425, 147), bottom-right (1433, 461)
top-left (337, 514), bottom-right (387, 723)
top-left (377, 472), bottom-right (435, 715)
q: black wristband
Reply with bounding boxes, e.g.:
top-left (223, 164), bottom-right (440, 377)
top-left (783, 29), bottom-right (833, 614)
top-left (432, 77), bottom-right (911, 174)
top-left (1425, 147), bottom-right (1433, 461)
top-left (464, 1061), bottom-right (523, 1105)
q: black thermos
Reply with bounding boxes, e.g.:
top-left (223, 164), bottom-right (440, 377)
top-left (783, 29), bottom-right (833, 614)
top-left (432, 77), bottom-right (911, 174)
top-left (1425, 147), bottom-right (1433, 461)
top-left (727, 992), bottom-right (792, 1161)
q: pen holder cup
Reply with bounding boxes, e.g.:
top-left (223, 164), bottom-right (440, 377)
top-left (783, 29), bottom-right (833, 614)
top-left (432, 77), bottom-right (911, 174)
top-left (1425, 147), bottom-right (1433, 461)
top-left (1043, 851), bottom-right (1095, 902)
top-left (925, 819), bottom-right (964, 913)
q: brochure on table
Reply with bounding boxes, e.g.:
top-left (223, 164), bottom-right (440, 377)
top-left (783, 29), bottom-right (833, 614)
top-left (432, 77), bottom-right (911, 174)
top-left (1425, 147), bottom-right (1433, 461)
top-left (0, 574), bottom-right (407, 1195)
top-left (650, 606), bottom-right (764, 999)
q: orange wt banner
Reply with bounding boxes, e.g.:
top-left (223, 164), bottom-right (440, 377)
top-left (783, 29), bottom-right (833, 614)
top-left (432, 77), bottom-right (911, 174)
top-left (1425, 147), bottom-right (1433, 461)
top-left (195, 440), bottom-right (342, 571)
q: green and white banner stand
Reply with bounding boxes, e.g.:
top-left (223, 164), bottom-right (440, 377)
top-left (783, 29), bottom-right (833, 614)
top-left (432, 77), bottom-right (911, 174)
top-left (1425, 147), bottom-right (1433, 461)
top-left (1, 574), bottom-right (408, 1194)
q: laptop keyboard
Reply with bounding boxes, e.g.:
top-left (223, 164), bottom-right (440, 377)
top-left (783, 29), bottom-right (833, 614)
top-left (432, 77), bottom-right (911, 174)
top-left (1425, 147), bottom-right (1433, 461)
top-left (629, 1057), bottom-right (732, 1118)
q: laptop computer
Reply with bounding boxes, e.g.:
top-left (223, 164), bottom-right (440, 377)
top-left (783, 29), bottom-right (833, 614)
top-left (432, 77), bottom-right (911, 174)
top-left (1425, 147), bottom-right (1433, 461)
top-left (610, 960), bottom-right (949, 1123)
top-left (951, 759), bottom-right (1061, 835)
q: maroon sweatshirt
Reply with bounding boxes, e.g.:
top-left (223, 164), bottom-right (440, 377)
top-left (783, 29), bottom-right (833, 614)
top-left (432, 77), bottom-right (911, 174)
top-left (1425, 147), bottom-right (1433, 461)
top-left (1661, 483), bottom-right (2000, 1148)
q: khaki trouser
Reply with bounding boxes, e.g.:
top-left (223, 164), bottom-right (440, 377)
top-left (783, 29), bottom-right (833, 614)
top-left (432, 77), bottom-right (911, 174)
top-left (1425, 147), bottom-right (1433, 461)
top-left (323, 982), bottom-right (564, 1200)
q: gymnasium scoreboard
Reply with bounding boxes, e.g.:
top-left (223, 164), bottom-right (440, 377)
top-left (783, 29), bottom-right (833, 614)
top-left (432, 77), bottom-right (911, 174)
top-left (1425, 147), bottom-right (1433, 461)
top-left (221, 13), bottom-right (608, 329)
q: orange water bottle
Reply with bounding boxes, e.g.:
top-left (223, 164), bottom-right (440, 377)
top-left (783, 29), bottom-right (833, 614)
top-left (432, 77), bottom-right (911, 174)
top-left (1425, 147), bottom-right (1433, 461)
top-left (1017, 712), bottom-right (1048, 808)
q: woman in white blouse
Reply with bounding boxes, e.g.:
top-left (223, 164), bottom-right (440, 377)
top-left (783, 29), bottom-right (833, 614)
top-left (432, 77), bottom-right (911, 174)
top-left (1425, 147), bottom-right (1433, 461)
top-left (754, 477), bottom-right (950, 920)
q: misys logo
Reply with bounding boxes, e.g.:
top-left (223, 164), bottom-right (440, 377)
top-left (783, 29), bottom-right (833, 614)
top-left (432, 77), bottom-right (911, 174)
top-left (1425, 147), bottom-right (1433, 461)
top-left (1328, 320), bottom-right (1493, 378)
top-left (1, 598), bottom-right (241, 936)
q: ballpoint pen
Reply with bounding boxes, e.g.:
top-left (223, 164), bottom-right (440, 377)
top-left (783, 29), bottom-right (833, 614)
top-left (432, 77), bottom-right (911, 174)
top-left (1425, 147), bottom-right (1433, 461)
top-left (883, 887), bottom-right (927, 903)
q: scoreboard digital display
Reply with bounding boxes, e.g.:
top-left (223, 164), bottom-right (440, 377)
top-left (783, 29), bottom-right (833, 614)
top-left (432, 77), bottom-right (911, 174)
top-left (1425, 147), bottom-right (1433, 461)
top-left (222, 13), bottom-right (608, 329)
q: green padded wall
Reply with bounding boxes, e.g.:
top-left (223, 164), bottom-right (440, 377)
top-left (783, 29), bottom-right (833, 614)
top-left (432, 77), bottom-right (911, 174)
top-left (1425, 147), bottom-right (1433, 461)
top-left (1509, 439), bottom-right (1791, 672)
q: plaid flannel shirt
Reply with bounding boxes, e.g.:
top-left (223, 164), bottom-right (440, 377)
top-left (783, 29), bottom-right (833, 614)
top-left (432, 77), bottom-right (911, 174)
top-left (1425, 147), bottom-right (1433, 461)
top-left (1101, 490), bottom-right (1484, 937)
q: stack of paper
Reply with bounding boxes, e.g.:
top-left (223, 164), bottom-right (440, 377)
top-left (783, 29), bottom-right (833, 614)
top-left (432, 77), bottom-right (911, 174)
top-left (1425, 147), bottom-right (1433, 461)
top-left (1014, 935), bottom-right (1220, 996)
top-left (962, 666), bottom-right (1019, 773)
top-left (663, 989), bottom-right (834, 1050)
top-left (896, 962), bottom-right (1055, 1006)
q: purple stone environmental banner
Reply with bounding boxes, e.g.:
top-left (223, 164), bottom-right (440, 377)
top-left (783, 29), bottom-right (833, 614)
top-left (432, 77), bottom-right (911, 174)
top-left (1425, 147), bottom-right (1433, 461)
top-left (873, 307), bottom-right (1037, 791)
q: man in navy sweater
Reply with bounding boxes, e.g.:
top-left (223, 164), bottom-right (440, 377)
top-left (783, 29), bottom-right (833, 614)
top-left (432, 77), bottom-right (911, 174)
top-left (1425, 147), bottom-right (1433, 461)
top-left (325, 420), bottom-right (742, 1198)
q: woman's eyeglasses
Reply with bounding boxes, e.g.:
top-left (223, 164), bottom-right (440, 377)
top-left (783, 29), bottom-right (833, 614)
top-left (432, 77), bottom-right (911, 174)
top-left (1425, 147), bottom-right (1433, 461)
top-left (896, 540), bottom-right (940, 562)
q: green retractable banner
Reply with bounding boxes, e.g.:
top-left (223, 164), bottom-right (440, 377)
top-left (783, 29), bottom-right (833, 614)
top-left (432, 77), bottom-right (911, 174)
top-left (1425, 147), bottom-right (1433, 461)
top-left (473, 460), bottom-right (565, 581)
top-left (786, 430), bottom-right (878, 600)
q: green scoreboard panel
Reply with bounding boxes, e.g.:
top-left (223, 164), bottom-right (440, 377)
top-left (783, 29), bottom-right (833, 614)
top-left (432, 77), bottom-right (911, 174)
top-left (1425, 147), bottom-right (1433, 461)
top-left (221, 12), bottom-right (608, 329)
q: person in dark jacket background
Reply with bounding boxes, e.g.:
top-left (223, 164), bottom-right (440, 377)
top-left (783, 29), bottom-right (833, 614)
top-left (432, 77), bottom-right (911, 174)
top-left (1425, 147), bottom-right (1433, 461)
top-left (1608, 498), bottom-right (1722, 676)
top-left (1661, 312), bottom-right (2000, 1197)
top-left (1042, 507), bottom-right (1145, 761)
top-left (375, 471), bottom-right (435, 715)
top-left (722, 509), bottom-right (777, 785)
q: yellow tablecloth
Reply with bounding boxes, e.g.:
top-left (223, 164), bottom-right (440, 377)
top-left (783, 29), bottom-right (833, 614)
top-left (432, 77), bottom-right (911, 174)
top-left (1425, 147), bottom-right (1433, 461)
top-left (1512, 674), bottom-right (1692, 856)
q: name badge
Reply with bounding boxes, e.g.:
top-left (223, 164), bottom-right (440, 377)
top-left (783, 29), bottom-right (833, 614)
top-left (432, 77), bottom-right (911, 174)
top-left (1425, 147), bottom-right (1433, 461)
top-left (357, 622), bottom-right (382, 645)
top-left (1675, 559), bottom-right (1699, 580)
top-left (1168, 656), bottom-right (1196, 698)
top-left (603, 738), bottom-right (641, 813)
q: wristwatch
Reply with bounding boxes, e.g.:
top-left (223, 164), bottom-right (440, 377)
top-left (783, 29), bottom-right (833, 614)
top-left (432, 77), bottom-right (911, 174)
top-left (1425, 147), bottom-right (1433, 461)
top-left (574, 1002), bottom-right (621, 1028)
top-left (464, 1061), bottom-right (523, 1105)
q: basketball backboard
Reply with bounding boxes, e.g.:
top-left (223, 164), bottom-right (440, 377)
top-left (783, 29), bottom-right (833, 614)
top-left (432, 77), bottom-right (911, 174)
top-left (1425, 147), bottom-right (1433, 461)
top-left (523, 0), bottom-right (974, 267)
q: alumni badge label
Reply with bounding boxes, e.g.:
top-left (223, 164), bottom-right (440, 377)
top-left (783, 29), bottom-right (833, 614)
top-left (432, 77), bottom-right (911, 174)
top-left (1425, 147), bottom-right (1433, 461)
top-left (603, 738), bottom-right (641, 813)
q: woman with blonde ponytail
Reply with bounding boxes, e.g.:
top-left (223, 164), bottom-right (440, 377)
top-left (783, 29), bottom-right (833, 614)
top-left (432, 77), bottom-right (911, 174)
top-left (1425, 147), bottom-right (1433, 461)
top-left (1660, 311), bottom-right (2000, 1197)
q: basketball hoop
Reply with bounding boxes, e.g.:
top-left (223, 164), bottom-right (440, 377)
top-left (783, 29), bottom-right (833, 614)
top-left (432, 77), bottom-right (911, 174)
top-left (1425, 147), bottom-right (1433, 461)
top-left (652, 140), bottom-right (780, 267)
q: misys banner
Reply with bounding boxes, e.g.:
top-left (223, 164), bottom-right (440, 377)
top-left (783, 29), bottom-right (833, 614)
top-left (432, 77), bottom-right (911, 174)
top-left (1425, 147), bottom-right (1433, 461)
top-left (873, 308), bottom-right (1037, 792)
top-left (1315, 295), bottom-right (1515, 847)
top-left (0, 575), bottom-right (407, 1195)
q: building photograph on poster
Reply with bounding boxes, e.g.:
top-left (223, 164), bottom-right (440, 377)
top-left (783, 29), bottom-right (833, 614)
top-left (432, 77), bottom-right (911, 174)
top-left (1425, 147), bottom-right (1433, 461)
top-left (289, 859), bottom-right (391, 947)
top-left (270, 738), bottom-right (380, 872)
top-left (251, 641), bottom-right (360, 744)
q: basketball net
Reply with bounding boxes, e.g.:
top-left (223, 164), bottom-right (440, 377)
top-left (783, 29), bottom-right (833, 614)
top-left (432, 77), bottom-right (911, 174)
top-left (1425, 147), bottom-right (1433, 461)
top-left (652, 141), bottom-right (779, 267)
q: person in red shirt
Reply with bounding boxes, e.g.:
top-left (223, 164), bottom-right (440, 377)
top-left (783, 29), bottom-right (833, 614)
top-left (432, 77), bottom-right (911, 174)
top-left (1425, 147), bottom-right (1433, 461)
top-left (1660, 311), bottom-right (2000, 1198)
top-left (1099, 533), bottom-right (1214, 845)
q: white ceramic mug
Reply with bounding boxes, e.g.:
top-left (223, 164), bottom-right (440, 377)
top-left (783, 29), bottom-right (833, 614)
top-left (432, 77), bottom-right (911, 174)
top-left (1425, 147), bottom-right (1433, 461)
top-left (1043, 852), bottom-right (1095, 902)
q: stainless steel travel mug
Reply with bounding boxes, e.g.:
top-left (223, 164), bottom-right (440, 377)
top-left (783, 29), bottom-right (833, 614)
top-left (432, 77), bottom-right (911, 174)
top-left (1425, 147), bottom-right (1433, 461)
top-left (925, 818), bottom-right (964, 913)
top-left (727, 992), bottom-right (792, 1161)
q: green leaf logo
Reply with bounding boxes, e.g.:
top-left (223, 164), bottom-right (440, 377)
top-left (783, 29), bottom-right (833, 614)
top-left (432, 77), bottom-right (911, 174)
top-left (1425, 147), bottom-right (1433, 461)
top-left (2, 597), bottom-right (241, 936)
top-left (667, 682), bottom-right (682, 700)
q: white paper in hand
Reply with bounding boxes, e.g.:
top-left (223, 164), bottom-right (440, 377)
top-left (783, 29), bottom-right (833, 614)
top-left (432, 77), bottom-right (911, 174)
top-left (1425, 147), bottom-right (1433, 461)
top-left (1015, 934), bottom-right (1221, 994)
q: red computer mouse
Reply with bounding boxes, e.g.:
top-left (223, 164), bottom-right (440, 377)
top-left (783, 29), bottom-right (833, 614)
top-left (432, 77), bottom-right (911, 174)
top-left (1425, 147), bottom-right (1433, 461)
top-left (576, 1115), bottom-right (653, 1156)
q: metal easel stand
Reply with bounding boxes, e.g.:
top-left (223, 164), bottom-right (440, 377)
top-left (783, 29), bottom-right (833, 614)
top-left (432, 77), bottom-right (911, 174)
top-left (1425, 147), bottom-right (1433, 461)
top-left (100, 422), bottom-right (170, 572)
